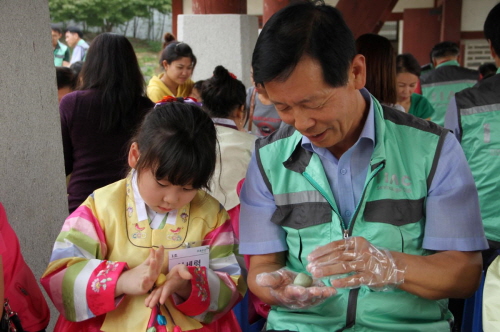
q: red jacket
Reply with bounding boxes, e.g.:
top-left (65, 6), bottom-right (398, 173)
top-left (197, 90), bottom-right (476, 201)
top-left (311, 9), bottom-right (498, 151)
top-left (0, 203), bottom-right (50, 331)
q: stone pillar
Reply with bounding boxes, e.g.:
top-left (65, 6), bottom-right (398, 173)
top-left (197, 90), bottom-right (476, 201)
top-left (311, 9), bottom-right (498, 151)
top-left (263, 0), bottom-right (289, 25)
top-left (0, 0), bottom-right (67, 329)
top-left (192, 0), bottom-right (247, 14)
top-left (178, 13), bottom-right (258, 88)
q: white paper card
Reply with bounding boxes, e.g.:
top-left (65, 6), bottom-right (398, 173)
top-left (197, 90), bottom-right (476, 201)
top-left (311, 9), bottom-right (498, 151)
top-left (168, 245), bottom-right (210, 271)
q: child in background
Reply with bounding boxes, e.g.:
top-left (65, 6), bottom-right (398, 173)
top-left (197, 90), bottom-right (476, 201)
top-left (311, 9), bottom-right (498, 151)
top-left (190, 80), bottom-right (205, 103)
top-left (41, 100), bottom-right (246, 332)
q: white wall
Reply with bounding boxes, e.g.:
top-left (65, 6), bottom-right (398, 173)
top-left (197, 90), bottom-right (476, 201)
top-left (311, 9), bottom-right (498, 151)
top-left (462, 0), bottom-right (499, 31)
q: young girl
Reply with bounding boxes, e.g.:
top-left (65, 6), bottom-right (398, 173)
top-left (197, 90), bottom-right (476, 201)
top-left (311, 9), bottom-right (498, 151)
top-left (147, 42), bottom-right (196, 103)
top-left (41, 100), bottom-right (246, 332)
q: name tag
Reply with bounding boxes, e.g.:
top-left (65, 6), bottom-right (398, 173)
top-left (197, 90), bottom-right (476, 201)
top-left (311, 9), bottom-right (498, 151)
top-left (168, 245), bottom-right (210, 270)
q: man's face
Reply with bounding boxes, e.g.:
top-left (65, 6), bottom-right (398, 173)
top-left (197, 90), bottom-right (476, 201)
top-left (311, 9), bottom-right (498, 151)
top-left (51, 30), bottom-right (61, 48)
top-left (264, 56), bottom-right (366, 156)
top-left (65, 31), bottom-right (79, 48)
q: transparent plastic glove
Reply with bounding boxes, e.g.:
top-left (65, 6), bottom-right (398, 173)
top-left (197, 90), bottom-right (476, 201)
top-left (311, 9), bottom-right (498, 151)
top-left (256, 268), bottom-right (337, 309)
top-left (307, 236), bottom-right (406, 291)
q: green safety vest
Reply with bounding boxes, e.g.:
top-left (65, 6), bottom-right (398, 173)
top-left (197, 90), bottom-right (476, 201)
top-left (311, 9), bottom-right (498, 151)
top-left (255, 97), bottom-right (452, 331)
top-left (421, 60), bottom-right (478, 126)
top-left (455, 71), bottom-right (500, 243)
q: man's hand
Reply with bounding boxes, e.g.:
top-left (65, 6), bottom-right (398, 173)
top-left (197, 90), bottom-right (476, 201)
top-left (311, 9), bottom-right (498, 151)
top-left (256, 268), bottom-right (336, 309)
top-left (307, 237), bottom-right (406, 291)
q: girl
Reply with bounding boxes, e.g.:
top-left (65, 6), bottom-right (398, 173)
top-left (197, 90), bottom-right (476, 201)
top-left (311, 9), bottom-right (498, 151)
top-left (396, 53), bottom-right (435, 119)
top-left (147, 42), bottom-right (196, 102)
top-left (42, 100), bottom-right (246, 332)
top-left (201, 65), bottom-right (256, 221)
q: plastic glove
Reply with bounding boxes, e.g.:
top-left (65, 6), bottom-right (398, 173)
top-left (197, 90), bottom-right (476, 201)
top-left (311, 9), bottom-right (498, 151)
top-left (307, 236), bottom-right (406, 291)
top-left (256, 268), bottom-right (337, 309)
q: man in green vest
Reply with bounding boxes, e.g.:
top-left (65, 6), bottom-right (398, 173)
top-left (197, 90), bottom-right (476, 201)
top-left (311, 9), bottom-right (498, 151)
top-left (420, 41), bottom-right (478, 126)
top-left (239, 1), bottom-right (487, 331)
top-left (51, 25), bottom-right (70, 67)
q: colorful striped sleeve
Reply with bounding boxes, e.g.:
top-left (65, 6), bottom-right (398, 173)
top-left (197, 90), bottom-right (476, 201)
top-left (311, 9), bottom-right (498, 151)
top-left (175, 208), bottom-right (247, 323)
top-left (41, 199), bottom-right (127, 322)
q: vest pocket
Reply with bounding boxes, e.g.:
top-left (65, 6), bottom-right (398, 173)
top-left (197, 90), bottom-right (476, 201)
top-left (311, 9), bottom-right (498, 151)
top-left (270, 202), bottom-right (332, 229)
top-left (363, 198), bottom-right (424, 226)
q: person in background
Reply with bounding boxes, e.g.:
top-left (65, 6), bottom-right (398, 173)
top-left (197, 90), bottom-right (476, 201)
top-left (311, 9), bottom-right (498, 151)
top-left (396, 53), bottom-right (435, 119)
top-left (239, 2), bottom-right (487, 331)
top-left (190, 79), bottom-right (205, 103)
top-left (420, 41), bottom-right (478, 126)
top-left (56, 66), bottom-right (76, 102)
top-left (356, 33), bottom-right (405, 112)
top-left (201, 65), bottom-right (256, 219)
top-left (478, 62), bottom-right (497, 81)
top-left (65, 26), bottom-right (89, 65)
top-left (60, 33), bottom-right (153, 213)
top-left (147, 41), bottom-right (196, 102)
top-left (42, 101), bottom-right (246, 332)
top-left (245, 69), bottom-right (281, 137)
top-left (0, 203), bottom-right (50, 332)
top-left (51, 24), bottom-right (70, 67)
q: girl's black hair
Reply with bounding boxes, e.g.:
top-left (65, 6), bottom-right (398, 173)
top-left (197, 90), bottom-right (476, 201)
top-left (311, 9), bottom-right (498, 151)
top-left (159, 41), bottom-right (197, 68)
top-left (201, 65), bottom-right (246, 118)
top-left (396, 53), bottom-right (422, 77)
top-left (78, 33), bottom-right (146, 133)
top-left (132, 102), bottom-right (217, 190)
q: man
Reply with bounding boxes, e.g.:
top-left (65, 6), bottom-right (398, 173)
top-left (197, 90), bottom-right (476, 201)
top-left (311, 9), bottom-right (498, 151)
top-left (51, 25), bottom-right (70, 67)
top-left (445, 3), bottom-right (500, 267)
top-left (420, 41), bottom-right (478, 126)
top-left (239, 2), bottom-right (487, 331)
top-left (65, 26), bottom-right (89, 65)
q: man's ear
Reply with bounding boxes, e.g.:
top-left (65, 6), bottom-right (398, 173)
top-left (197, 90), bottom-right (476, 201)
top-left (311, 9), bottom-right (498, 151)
top-left (488, 39), bottom-right (498, 59)
top-left (350, 54), bottom-right (366, 90)
top-left (128, 142), bottom-right (140, 169)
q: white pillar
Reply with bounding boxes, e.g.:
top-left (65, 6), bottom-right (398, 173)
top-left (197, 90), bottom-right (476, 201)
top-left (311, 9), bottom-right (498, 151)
top-left (178, 14), bottom-right (259, 87)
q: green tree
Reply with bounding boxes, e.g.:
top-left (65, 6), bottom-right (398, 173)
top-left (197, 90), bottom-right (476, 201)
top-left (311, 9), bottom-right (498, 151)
top-left (49, 0), bottom-right (171, 33)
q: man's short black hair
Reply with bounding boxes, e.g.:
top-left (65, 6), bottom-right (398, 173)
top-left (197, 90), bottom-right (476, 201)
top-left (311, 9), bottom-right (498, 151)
top-left (252, 1), bottom-right (356, 88)
top-left (51, 24), bottom-right (62, 35)
top-left (431, 41), bottom-right (459, 59)
top-left (484, 2), bottom-right (500, 56)
top-left (66, 26), bottom-right (83, 38)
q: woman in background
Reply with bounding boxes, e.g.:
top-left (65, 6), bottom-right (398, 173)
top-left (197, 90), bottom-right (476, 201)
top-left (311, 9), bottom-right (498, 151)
top-left (396, 53), bottom-right (435, 119)
top-left (60, 33), bottom-right (153, 213)
top-left (147, 41), bottom-right (196, 102)
top-left (356, 33), bottom-right (405, 112)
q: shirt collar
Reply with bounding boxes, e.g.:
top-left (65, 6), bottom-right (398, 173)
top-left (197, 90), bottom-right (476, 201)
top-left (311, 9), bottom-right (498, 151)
top-left (301, 88), bottom-right (375, 154)
top-left (436, 60), bottom-right (460, 68)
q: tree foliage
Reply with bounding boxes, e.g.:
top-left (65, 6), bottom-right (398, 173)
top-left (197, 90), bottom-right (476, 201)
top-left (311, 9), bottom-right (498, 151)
top-left (49, 0), bottom-right (171, 33)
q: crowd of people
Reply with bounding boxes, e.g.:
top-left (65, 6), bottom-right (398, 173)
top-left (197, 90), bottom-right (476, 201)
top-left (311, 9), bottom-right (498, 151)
top-left (3, 1), bottom-right (500, 331)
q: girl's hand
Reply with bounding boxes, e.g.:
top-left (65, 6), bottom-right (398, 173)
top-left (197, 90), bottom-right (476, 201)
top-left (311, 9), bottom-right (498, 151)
top-left (144, 264), bottom-right (193, 308)
top-left (115, 246), bottom-right (165, 297)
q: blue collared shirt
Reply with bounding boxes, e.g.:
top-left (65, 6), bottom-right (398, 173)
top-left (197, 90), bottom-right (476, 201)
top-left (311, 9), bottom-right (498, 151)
top-left (239, 88), bottom-right (487, 255)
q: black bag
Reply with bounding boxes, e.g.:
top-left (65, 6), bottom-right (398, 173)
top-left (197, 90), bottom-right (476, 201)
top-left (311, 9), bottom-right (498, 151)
top-left (1, 299), bottom-right (24, 332)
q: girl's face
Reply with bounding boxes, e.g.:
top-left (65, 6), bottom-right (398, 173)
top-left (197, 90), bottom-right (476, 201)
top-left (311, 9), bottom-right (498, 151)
top-left (396, 72), bottom-right (419, 103)
top-left (128, 143), bottom-right (198, 213)
top-left (163, 57), bottom-right (194, 85)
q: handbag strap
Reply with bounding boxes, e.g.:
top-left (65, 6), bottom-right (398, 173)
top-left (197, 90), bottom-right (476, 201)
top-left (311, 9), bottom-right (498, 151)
top-left (2, 299), bottom-right (24, 332)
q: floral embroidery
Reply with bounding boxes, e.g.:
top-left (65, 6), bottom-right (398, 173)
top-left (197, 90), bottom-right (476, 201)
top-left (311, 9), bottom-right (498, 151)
top-left (91, 277), bottom-right (112, 292)
top-left (166, 234), bottom-right (182, 241)
top-left (193, 267), bottom-right (208, 302)
top-left (91, 261), bottom-right (119, 293)
top-left (180, 212), bottom-right (188, 222)
top-left (127, 204), bottom-right (133, 217)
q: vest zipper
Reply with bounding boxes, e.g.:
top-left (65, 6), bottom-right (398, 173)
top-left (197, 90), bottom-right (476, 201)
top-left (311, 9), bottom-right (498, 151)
top-left (304, 161), bottom-right (385, 331)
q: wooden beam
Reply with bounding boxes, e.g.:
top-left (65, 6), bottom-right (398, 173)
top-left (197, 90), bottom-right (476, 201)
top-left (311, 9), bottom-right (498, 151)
top-left (440, 0), bottom-right (462, 44)
top-left (461, 31), bottom-right (485, 40)
top-left (336, 0), bottom-right (399, 38)
top-left (172, 0), bottom-right (183, 37)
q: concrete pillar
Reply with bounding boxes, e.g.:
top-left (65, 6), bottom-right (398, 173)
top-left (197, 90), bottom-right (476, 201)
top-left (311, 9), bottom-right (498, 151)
top-left (192, 0), bottom-right (247, 14)
top-left (178, 14), bottom-right (258, 88)
top-left (263, 0), bottom-right (289, 25)
top-left (0, 0), bottom-right (67, 329)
